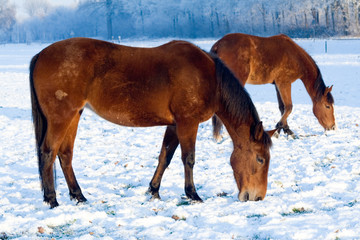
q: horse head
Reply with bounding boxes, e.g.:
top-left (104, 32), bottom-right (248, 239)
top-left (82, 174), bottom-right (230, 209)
top-left (230, 122), bottom-right (276, 202)
top-left (313, 85), bottom-right (336, 131)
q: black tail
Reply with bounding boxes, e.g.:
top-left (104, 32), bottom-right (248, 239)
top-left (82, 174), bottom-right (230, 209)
top-left (212, 114), bottom-right (223, 142)
top-left (29, 53), bottom-right (48, 186)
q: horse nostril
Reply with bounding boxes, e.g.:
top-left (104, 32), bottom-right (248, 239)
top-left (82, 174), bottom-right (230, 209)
top-left (244, 192), bottom-right (249, 202)
top-left (255, 196), bottom-right (263, 201)
top-left (325, 126), bottom-right (335, 131)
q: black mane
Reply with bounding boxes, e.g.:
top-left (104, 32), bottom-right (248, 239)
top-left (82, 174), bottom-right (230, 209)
top-left (215, 56), bottom-right (260, 124)
top-left (313, 65), bottom-right (334, 104)
top-left (210, 53), bottom-right (272, 147)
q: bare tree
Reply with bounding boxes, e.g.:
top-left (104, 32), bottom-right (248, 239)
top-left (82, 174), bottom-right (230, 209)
top-left (105, 0), bottom-right (113, 40)
top-left (86, 0), bottom-right (115, 40)
top-left (0, 0), bottom-right (16, 41)
top-left (25, 0), bottom-right (51, 18)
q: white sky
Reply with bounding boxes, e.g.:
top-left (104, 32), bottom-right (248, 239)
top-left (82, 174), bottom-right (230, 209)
top-left (9, 0), bottom-right (80, 22)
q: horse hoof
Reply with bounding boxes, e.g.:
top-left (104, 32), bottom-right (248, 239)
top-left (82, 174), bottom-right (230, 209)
top-left (186, 193), bottom-right (203, 202)
top-left (191, 198), bottom-right (203, 204)
top-left (147, 187), bottom-right (161, 200)
top-left (283, 127), bottom-right (295, 137)
top-left (70, 193), bottom-right (87, 203)
top-left (273, 131), bottom-right (280, 138)
top-left (76, 200), bottom-right (88, 206)
top-left (44, 195), bottom-right (59, 208)
top-left (77, 196), bottom-right (88, 204)
top-left (149, 195), bottom-right (161, 202)
top-left (49, 200), bottom-right (59, 209)
top-left (284, 129), bottom-right (297, 139)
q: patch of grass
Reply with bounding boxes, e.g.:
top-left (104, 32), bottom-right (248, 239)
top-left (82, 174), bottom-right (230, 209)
top-left (251, 233), bottom-right (271, 240)
top-left (123, 184), bottom-right (134, 189)
top-left (347, 199), bottom-right (358, 207)
top-left (176, 200), bottom-right (191, 206)
top-left (273, 180), bottom-right (284, 188)
top-left (0, 232), bottom-right (9, 240)
top-left (47, 219), bottom-right (77, 237)
top-left (106, 210), bottom-right (116, 216)
top-left (216, 192), bottom-right (228, 197)
top-left (292, 207), bottom-right (307, 213)
top-left (171, 215), bottom-right (186, 221)
top-left (281, 207), bottom-right (313, 216)
top-left (246, 213), bottom-right (266, 219)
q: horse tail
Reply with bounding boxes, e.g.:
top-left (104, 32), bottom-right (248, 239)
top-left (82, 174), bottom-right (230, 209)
top-left (212, 114), bottom-right (223, 142)
top-left (30, 53), bottom-right (48, 182)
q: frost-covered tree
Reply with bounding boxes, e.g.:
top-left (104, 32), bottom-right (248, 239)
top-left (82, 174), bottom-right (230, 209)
top-left (8, 0), bottom-right (360, 43)
top-left (25, 0), bottom-right (51, 18)
top-left (83, 0), bottom-right (133, 40)
top-left (0, 0), bottom-right (16, 42)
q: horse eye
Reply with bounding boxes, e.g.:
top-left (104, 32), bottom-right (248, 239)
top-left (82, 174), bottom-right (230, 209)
top-left (325, 105), bottom-right (330, 109)
top-left (256, 156), bottom-right (264, 165)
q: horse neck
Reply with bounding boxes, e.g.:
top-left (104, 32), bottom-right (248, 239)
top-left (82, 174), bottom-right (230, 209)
top-left (298, 52), bottom-right (322, 104)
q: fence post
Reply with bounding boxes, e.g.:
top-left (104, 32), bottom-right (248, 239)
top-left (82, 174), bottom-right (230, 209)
top-left (325, 40), bottom-right (327, 53)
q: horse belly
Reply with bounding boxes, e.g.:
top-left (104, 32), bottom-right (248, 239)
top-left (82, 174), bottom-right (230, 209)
top-left (87, 96), bottom-right (175, 127)
top-left (247, 74), bottom-right (264, 85)
top-left (247, 73), bottom-right (273, 85)
top-left (246, 65), bottom-right (276, 85)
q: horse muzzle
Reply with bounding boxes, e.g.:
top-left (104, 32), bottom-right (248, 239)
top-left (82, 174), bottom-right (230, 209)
top-left (238, 191), bottom-right (264, 202)
top-left (325, 124), bottom-right (337, 131)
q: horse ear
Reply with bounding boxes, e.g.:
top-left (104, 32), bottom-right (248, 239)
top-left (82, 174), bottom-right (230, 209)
top-left (266, 129), bottom-right (278, 138)
top-left (254, 121), bottom-right (264, 141)
top-left (325, 85), bottom-right (333, 95)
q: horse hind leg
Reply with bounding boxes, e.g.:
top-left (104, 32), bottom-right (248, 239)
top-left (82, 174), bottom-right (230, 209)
top-left (275, 84), bottom-right (285, 116)
top-left (274, 84), bottom-right (284, 137)
top-left (39, 118), bottom-right (77, 208)
top-left (39, 109), bottom-right (85, 208)
top-left (274, 83), bottom-right (295, 137)
top-left (57, 110), bottom-right (87, 204)
top-left (148, 126), bottom-right (179, 200)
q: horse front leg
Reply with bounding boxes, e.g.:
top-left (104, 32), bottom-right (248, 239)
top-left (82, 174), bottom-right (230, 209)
top-left (148, 126), bottom-right (179, 200)
top-left (177, 122), bottom-right (202, 202)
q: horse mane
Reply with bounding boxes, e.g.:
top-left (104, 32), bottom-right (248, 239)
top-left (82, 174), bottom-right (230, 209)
top-left (313, 66), bottom-right (334, 104)
top-left (286, 35), bottom-right (334, 104)
top-left (210, 53), bottom-right (272, 147)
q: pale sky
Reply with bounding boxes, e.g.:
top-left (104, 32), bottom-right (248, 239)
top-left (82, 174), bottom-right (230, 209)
top-left (9, 0), bottom-right (80, 22)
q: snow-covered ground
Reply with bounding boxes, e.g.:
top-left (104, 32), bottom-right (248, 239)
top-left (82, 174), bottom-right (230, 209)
top-left (0, 38), bottom-right (359, 239)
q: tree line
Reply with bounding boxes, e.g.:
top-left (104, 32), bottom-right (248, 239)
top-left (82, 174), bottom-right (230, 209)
top-left (1, 0), bottom-right (360, 43)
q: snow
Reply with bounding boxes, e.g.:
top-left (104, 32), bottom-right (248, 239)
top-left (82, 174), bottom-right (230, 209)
top-left (0, 38), bottom-right (359, 239)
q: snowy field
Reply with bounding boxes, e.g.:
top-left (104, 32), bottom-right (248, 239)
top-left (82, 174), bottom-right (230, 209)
top-left (0, 38), bottom-right (359, 239)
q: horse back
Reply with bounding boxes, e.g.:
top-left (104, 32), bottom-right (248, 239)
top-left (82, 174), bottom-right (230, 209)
top-left (211, 33), bottom-right (303, 85)
top-left (32, 38), bottom-right (217, 127)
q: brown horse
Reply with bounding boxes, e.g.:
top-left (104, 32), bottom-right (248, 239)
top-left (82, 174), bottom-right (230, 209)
top-left (30, 38), bottom-right (275, 208)
top-left (211, 33), bottom-right (335, 139)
